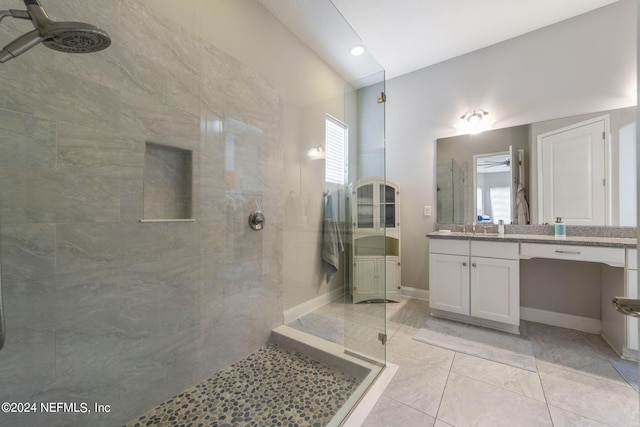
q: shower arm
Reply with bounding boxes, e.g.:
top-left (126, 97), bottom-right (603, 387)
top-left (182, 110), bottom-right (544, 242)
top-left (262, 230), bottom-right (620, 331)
top-left (0, 9), bottom-right (32, 24)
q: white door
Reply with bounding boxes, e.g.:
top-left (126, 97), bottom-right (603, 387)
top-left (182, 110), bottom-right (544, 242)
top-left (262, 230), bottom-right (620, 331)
top-left (470, 256), bottom-right (520, 325)
top-left (539, 117), bottom-right (607, 225)
top-left (428, 253), bottom-right (470, 315)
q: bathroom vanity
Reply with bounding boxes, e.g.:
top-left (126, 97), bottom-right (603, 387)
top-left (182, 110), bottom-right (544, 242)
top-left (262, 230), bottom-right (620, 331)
top-left (427, 230), bottom-right (638, 359)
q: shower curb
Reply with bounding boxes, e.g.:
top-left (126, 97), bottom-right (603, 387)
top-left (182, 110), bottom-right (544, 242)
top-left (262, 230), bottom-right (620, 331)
top-left (270, 325), bottom-right (398, 426)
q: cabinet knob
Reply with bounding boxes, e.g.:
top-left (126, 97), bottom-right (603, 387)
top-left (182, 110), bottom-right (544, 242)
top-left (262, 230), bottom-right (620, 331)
top-left (472, 263), bottom-right (477, 267)
top-left (462, 262), bottom-right (467, 267)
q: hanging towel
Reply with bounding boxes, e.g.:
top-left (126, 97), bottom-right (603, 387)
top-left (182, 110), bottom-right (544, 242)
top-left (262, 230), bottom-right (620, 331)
top-left (516, 183), bottom-right (530, 224)
top-left (322, 194), bottom-right (344, 282)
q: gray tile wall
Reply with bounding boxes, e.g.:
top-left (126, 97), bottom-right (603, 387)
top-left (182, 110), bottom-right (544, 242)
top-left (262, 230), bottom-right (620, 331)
top-left (0, 1), bottom-right (283, 426)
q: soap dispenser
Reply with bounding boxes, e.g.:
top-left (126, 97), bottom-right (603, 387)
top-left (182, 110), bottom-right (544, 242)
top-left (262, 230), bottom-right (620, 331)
top-left (554, 217), bottom-right (566, 239)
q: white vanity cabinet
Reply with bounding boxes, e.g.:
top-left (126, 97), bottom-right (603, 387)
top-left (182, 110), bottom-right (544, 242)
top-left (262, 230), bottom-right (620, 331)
top-left (429, 238), bottom-right (520, 332)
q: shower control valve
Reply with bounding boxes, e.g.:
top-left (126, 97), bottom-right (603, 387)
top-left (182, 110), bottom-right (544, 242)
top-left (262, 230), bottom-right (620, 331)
top-left (248, 210), bottom-right (265, 231)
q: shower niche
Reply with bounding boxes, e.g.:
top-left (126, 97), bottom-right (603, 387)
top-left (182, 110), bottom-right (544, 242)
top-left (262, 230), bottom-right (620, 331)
top-left (142, 142), bottom-right (194, 222)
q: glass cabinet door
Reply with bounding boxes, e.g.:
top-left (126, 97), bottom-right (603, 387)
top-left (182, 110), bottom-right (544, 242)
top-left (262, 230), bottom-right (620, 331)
top-left (357, 183), bottom-right (374, 228)
top-left (380, 184), bottom-right (396, 228)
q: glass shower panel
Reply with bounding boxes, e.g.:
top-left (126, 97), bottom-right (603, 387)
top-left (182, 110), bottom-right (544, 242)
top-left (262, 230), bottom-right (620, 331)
top-left (437, 159), bottom-right (469, 224)
top-left (343, 70), bottom-right (387, 373)
top-left (452, 159), bottom-right (469, 223)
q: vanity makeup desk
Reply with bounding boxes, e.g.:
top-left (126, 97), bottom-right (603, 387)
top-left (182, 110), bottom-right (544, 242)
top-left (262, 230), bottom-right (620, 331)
top-left (427, 225), bottom-right (638, 360)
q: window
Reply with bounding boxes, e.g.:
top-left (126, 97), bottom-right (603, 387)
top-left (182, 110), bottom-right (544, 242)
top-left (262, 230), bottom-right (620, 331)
top-left (325, 115), bottom-right (347, 185)
top-left (489, 186), bottom-right (511, 224)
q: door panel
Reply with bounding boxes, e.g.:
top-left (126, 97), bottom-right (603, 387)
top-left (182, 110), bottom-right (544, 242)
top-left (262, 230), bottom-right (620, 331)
top-left (540, 118), bottom-right (606, 225)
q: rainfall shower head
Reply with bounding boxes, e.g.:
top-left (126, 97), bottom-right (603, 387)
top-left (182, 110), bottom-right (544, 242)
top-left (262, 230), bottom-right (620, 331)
top-left (40, 21), bottom-right (111, 53)
top-left (0, 0), bottom-right (110, 63)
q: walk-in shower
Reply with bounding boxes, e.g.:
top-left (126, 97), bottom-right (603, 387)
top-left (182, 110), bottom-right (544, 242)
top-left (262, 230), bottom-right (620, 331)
top-left (0, 0), bottom-right (110, 63)
top-left (0, 1), bottom-right (386, 425)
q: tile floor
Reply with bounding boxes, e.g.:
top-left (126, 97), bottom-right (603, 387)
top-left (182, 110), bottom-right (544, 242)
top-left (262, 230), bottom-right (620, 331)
top-left (312, 297), bottom-right (640, 427)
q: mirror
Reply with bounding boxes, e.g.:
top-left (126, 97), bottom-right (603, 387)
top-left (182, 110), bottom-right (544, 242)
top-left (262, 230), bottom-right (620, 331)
top-left (437, 105), bottom-right (636, 226)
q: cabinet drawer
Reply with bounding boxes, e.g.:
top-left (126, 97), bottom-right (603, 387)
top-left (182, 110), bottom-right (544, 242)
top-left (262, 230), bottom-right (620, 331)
top-left (520, 243), bottom-right (625, 267)
top-left (429, 238), bottom-right (469, 256)
top-left (627, 249), bottom-right (637, 270)
top-left (471, 241), bottom-right (519, 260)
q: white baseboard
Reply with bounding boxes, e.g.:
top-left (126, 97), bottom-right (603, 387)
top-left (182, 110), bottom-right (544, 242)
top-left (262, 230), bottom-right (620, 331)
top-left (520, 306), bottom-right (601, 334)
top-left (283, 287), bottom-right (344, 324)
top-left (401, 286), bottom-right (429, 301)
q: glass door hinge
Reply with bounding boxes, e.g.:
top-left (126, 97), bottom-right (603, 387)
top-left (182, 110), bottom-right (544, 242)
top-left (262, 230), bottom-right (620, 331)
top-left (378, 332), bottom-right (388, 345)
top-left (377, 92), bottom-right (386, 103)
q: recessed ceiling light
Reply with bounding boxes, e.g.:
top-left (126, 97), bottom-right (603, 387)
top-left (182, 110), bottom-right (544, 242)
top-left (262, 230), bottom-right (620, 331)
top-left (350, 44), bottom-right (366, 57)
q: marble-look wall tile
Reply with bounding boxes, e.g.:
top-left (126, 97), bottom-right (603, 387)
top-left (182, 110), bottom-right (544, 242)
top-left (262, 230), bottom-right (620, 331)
top-left (0, 168), bottom-right (120, 224)
top-left (119, 178), bottom-right (144, 222)
top-left (0, 59), bottom-right (120, 133)
top-left (53, 324), bottom-right (121, 403)
top-left (200, 44), bottom-right (280, 131)
top-left (0, 108), bottom-right (57, 170)
top-left (56, 222), bottom-right (199, 274)
top-left (56, 122), bottom-right (143, 179)
top-left (0, 323), bottom-right (56, 402)
top-left (120, 90), bottom-right (202, 142)
top-left (0, 224), bottom-right (55, 282)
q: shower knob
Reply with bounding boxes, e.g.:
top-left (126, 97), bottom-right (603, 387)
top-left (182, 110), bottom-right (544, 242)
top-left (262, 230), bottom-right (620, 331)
top-left (248, 210), bottom-right (265, 231)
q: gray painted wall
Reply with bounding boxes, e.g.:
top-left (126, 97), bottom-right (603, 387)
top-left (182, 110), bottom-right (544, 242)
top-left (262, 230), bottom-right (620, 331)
top-left (386, 0), bottom-right (637, 292)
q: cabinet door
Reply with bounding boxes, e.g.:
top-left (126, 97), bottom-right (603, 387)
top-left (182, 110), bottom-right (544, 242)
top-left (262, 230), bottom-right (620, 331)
top-left (353, 257), bottom-right (380, 303)
top-left (385, 257), bottom-right (400, 294)
top-left (429, 253), bottom-right (469, 315)
top-left (356, 183), bottom-right (375, 229)
top-left (626, 269), bottom-right (638, 352)
top-left (470, 256), bottom-right (519, 325)
top-left (380, 183), bottom-right (398, 229)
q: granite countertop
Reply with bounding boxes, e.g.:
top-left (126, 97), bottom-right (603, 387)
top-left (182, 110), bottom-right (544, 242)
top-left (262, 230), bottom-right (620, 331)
top-left (426, 231), bottom-right (637, 248)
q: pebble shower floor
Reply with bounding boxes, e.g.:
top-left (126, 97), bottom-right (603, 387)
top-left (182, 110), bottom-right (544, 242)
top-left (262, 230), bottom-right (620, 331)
top-left (124, 344), bottom-right (361, 427)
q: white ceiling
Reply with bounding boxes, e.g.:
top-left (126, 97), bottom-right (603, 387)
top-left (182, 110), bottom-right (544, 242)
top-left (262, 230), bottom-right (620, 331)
top-left (259, 0), bottom-right (620, 80)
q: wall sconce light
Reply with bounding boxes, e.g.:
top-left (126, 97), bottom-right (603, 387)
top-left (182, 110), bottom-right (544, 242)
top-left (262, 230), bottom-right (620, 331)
top-left (307, 145), bottom-right (325, 159)
top-left (459, 109), bottom-right (490, 134)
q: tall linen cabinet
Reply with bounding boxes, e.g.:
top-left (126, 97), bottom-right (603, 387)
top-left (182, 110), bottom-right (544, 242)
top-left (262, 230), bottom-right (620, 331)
top-left (350, 178), bottom-right (401, 303)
